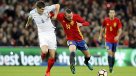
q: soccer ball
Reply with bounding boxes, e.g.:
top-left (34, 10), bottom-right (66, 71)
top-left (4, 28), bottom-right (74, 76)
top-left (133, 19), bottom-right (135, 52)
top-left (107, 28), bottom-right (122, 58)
top-left (98, 69), bottom-right (108, 76)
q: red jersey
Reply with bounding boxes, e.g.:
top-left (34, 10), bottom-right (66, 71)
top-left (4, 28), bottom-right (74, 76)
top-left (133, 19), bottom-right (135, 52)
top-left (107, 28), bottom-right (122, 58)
top-left (102, 17), bottom-right (122, 43)
top-left (57, 13), bottom-right (90, 41)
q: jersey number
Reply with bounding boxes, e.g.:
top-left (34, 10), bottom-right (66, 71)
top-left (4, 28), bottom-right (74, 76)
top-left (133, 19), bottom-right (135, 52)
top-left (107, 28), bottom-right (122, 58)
top-left (110, 27), bottom-right (113, 31)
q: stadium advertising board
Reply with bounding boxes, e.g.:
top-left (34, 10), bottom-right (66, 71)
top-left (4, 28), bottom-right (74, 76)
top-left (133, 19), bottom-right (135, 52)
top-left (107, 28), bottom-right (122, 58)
top-left (0, 47), bottom-right (136, 67)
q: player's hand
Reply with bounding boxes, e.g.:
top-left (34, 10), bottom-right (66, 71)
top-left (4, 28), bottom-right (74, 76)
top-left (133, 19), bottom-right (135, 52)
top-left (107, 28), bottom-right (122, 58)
top-left (98, 36), bottom-right (102, 42)
top-left (77, 22), bottom-right (82, 26)
top-left (114, 36), bottom-right (119, 41)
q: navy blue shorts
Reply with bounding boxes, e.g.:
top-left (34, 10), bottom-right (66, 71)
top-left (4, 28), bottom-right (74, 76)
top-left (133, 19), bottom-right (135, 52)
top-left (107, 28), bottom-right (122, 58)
top-left (67, 40), bottom-right (88, 51)
top-left (105, 42), bottom-right (118, 52)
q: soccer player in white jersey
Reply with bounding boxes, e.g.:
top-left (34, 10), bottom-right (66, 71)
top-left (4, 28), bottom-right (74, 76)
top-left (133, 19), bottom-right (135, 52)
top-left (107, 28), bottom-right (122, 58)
top-left (25, 1), bottom-right (60, 76)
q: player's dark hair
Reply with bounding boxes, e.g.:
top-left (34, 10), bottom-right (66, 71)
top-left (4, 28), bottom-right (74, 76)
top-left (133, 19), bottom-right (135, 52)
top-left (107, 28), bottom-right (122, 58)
top-left (65, 8), bottom-right (72, 14)
top-left (36, 1), bottom-right (45, 8)
top-left (109, 8), bottom-right (115, 11)
top-left (106, 8), bottom-right (115, 14)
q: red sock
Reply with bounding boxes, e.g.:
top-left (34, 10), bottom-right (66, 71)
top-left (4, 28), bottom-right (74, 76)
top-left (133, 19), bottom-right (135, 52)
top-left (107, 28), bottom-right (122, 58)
top-left (46, 58), bottom-right (55, 73)
top-left (41, 52), bottom-right (46, 60)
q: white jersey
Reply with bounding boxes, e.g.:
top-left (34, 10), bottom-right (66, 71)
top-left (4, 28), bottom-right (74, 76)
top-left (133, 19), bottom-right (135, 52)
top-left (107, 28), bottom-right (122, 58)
top-left (29, 5), bottom-right (56, 34)
top-left (29, 5), bottom-right (57, 49)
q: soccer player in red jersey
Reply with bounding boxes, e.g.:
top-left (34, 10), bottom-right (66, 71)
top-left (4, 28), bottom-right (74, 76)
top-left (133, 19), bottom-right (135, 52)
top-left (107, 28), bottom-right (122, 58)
top-left (98, 9), bottom-right (122, 73)
top-left (56, 9), bottom-right (93, 74)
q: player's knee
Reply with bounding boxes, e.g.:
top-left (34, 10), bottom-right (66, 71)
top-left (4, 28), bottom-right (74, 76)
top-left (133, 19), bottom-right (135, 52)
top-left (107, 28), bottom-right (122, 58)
top-left (41, 49), bottom-right (48, 54)
top-left (41, 50), bottom-right (48, 55)
top-left (82, 50), bottom-right (90, 57)
top-left (112, 52), bottom-right (115, 57)
top-left (108, 51), bottom-right (112, 56)
top-left (108, 51), bottom-right (114, 57)
top-left (41, 45), bottom-right (49, 54)
top-left (85, 54), bottom-right (90, 58)
top-left (69, 45), bottom-right (76, 52)
top-left (41, 50), bottom-right (48, 54)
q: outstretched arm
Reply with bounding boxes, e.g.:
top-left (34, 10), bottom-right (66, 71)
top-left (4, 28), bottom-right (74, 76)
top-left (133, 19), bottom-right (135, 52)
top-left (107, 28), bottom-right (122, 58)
top-left (76, 14), bottom-right (90, 26)
top-left (25, 15), bottom-right (32, 28)
top-left (52, 4), bottom-right (60, 20)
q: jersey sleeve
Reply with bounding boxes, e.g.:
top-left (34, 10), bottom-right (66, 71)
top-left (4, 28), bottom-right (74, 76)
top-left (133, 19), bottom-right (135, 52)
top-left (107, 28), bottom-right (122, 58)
top-left (45, 5), bottom-right (56, 12)
top-left (76, 14), bottom-right (90, 26)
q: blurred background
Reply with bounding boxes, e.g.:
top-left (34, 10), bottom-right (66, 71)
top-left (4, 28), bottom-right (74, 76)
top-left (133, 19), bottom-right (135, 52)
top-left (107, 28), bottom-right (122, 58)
top-left (0, 0), bottom-right (136, 48)
top-left (0, 0), bottom-right (136, 76)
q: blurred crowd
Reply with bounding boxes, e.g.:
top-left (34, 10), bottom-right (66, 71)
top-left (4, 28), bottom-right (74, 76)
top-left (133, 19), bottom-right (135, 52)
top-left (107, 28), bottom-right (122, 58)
top-left (0, 0), bottom-right (136, 48)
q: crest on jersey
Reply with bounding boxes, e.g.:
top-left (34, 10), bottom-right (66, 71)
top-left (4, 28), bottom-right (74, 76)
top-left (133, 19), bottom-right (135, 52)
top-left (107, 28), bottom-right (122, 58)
top-left (70, 21), bottom-right (74, 25)
top-left (114, 22), bottom-right (117, 27)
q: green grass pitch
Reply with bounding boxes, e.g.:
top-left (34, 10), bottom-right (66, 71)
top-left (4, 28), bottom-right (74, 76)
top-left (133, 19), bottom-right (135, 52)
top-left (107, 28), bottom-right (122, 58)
top-left (0, 66), bottom-right (135, 76)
